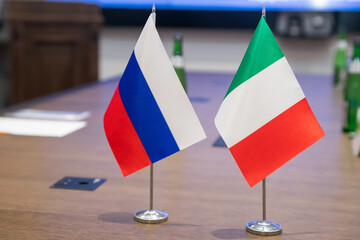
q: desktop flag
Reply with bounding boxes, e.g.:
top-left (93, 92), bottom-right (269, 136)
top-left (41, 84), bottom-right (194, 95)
top-left (215, 16), bottom-right (325, 187)
top-left (103, 12), bottom-right (206, 177)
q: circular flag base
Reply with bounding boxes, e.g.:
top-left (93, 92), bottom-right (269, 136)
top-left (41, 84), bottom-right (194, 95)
top-left (246, 220), bottom-right (282, 236)
top-left (134, 209), bottom-right (168, 224)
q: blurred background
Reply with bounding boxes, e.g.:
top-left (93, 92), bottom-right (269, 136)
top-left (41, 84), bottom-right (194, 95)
top-left (0, 0), bottom-right (360, 109)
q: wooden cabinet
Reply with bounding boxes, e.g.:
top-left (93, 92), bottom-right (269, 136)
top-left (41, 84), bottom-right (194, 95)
top-left (9, 1), bottom-right (102, 104)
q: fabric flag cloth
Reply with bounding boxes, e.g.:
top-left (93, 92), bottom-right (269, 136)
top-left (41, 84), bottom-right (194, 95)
top-left (103, 13), bottom-right (206, 177)
top-left (215, 16), bottom-right (325, 187)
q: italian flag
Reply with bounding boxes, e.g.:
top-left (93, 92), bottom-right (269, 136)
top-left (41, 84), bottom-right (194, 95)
top-left (215, 16), bottom-right (325, 187)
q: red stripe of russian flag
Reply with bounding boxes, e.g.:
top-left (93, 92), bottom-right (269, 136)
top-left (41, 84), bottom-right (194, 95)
top-left (104, 88), bottom-right (152, 176)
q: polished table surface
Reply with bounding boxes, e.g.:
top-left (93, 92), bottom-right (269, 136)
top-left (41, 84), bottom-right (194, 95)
top-left (1, 72), bottom-right (360, 240)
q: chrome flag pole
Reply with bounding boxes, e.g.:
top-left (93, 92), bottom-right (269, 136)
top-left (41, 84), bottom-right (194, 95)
top-left (133, 5), bottom-right (168, 224)
top-left (150, 163), bottom-right (153, 210)
top-left (134, 164), bottom-right (168, 223)
top-left (244, 6), bottom-right (282, 236)
top-left (246, 178), bottom-right (282, 235)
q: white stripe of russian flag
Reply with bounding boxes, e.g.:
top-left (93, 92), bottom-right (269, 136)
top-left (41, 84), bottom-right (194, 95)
top-left (135, 13), bottom-right (206, 150)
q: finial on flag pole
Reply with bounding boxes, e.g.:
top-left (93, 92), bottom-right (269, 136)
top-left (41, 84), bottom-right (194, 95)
top-left (152, 3), bottom-right (156, 24)
top-left (262, 5), bottom-right (266, 17)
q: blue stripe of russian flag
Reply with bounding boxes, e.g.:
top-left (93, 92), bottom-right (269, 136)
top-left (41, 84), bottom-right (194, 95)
top-left (119, 52), bottom-right (180, 163)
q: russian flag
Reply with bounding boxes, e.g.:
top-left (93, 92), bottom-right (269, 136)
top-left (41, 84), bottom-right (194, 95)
top-left (103, 13), bottom-right (206, 177)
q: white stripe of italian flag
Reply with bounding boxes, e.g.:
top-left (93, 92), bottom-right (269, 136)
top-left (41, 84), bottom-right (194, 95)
top-left (215, 16), bottom-right (325, 187)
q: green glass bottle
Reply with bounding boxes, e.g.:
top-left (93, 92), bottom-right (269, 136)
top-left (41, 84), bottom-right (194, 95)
top-left (334, 30), bottom-right (348, 86)
top-left (343, 37), bottom-right (360, 135)
top-left (343, 99), bottom-right (358, 135)
top-left (171, 33), bottom-right (187, 92)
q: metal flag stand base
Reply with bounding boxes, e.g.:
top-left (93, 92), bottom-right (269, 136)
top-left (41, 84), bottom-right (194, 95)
top-left (134, 209), bottom-right (168, 224)
top-left (246, 178), bottom-right (282, 236)
top-left (246, 220), bottom-right (282, 236)
top-left (134, 164), bottom-right (168, 224)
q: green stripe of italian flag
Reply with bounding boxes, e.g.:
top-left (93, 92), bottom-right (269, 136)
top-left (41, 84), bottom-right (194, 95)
top-left (215, 16), bottom-right (325, 187)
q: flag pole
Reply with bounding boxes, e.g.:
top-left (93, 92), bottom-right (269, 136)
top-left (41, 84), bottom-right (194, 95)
top-left (262, 178), bottom-right (266, 221)
top-left (246, 178), bottom-right (282, 235)
top-left (150, 164), bottom-right (153, 210)
top-left (134, 5), bottom-right (168, 224)
top-left (245, 7), bottom-right (282, 236)
top-left (134, 164), bottom-right (168, 223)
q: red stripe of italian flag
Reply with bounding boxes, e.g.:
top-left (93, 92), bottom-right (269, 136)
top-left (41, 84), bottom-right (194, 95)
top-left (215, 16), bottom-right (325, 187)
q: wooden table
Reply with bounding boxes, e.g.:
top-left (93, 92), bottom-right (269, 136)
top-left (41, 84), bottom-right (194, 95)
top-left (1, 72), bottom-right (359, 240)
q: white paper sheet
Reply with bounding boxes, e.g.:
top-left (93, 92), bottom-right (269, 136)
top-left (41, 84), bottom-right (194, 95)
top-left (5, 109), bottom-right (90, 121)
top-left (0, 117), bottom-right (87, 137)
